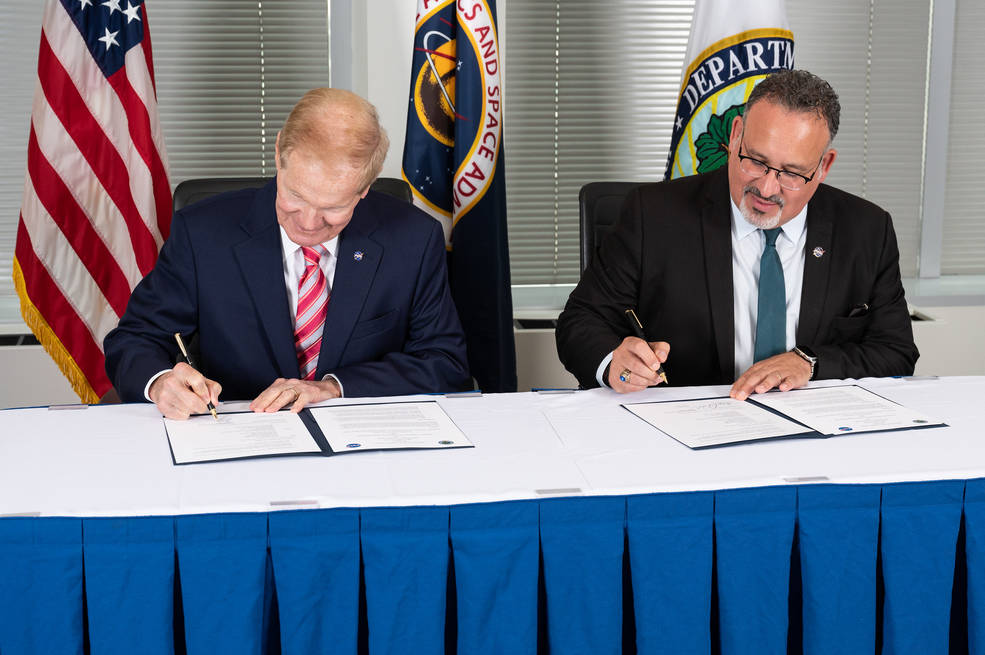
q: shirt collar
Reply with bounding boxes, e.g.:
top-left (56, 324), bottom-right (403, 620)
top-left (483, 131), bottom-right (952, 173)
top-left (278, 225), bottom-right (339, 261)
top-left (729, 196), bottom-right (809, 243)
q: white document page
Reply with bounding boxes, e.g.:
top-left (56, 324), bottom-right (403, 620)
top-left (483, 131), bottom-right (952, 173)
top-left (751, 385), bottom-right (944, 436)
top-left (622, 397), bottom-right (811, 449)
top-left (309, 401), bottom-right (472, 452)
top-left (165, 412), bottom-right (321, 464)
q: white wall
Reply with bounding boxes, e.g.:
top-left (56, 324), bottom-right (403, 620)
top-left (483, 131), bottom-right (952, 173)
top-left (911, 306), bottom-right (985, 377)
top-left (354, 0), bottom-right (417, 180)
top-left (0, 346), bottom-right (80, 409)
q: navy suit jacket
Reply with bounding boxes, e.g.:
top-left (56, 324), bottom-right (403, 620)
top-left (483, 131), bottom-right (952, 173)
top-left (556, 168), bottom-right (919, 388)
top-left (105, 180), bottom-right (470, 402)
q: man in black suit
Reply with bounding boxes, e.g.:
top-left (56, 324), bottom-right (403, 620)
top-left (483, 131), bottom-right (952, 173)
top-left (556, 69), bottom-right (918, 399)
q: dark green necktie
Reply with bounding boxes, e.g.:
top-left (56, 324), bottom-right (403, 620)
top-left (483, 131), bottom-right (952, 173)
top-left (754, 227), bottom-right (786, 362)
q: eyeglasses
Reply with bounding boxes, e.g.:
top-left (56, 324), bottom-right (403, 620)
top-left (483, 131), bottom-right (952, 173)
top-left (736, 143), bottom-right (823, 191)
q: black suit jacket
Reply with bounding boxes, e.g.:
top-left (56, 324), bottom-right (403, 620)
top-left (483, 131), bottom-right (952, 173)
top-left (105, 180), bottom-right (470, 402)
top-left (556, 168), bottom-right (918, 388)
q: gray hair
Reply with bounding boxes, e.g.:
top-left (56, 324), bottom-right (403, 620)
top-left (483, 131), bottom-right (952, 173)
top-left (745, 69), bottom-right (841, 142)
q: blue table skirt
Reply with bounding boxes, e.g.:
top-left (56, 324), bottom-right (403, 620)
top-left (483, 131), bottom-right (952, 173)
top-left (1, 478), bottom-right (982, 655)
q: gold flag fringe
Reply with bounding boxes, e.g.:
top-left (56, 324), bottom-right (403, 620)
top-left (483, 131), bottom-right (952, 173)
top-left (12, 257), bottom-right (100, 404)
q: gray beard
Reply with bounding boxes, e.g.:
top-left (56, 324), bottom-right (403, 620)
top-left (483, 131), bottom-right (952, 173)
top-left (739, 187), bottom-right (783, 229)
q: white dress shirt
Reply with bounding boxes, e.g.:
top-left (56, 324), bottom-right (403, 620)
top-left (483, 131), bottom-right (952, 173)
top-left (595, 198), bottom-right (809, 387)
top-left (730, 199), bottom-right (807, 379)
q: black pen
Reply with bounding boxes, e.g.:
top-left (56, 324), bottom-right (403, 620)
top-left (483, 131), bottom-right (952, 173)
top-left (624, 309), bottom-right (668, 384)
top-left (173, 332), bottom-right (219, 420)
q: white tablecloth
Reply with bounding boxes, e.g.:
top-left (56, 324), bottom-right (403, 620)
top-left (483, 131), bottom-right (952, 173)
top-left (1, 376), bottom-right (982, 517)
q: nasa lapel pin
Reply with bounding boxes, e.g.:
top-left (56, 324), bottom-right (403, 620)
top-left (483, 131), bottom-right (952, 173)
top-left (812, 246), bottom-right (825, 259)
top-left (353, 250), bottom-right (364, 262)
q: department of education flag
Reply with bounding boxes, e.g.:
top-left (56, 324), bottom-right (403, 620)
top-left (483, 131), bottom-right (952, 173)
top-left (402, 0), bottom-right (517, 393)
top-left (14, 0), bottom-right (171, 403)
top-left (665, 0), bottom-right (793, 180)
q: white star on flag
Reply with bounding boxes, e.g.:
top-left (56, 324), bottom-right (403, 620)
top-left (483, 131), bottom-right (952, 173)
top-left (78, 0), bottom-right (93, 9)
top-left (123, 2), bottom-right (141, 23)
top-left (101, 0), bottom-right (122, 15)
top-left (97, 27), bottom-right (120, 50)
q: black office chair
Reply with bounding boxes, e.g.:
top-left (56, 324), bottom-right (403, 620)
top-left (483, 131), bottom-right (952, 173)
top-left (367, 177), bottom-right (414, 204)
top-left (172, 176), bottom-right (413, 212)
top-left (578, 182), bottom-right (645, 271)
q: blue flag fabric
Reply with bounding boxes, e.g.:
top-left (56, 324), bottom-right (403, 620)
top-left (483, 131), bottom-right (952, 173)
top-left (403, 0), bottom-right (517, 392)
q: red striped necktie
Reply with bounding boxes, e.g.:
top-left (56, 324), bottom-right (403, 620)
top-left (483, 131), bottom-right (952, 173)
top-left (294, 245), bottom-right (329, 380)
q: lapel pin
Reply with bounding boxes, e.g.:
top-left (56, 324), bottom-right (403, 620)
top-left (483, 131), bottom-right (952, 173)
top-left (812, 247), bottom-right (825, 259)
top-left (353, 251), bottom-right (364, 262)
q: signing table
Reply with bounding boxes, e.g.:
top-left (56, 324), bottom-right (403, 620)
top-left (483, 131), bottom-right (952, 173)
top-left (2, 377), bottom-right (984, 654)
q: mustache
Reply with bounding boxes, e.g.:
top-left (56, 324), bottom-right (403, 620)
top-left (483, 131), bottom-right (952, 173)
top-left (744, 185), bottom-right (784, 208)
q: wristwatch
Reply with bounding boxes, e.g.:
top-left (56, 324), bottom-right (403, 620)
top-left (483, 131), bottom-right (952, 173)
top-left (792, 345), bottom-right (817, 380)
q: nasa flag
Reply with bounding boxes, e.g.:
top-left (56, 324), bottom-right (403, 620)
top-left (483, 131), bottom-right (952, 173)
top-left (402, 0), bottom-right (517, 392)
top-left (665, 0), bottom-right (793, 180)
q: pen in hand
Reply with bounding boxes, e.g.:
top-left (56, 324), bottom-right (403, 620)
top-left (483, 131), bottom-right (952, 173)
top-left (624, 309), bottom-right (668, 384)
top-left (173, 332), bottom-right (219, 420)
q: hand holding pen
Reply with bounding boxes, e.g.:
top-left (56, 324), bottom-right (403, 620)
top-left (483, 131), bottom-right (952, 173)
top-left (607, 309), bottom-right (669, 392)
top-left (173, 333), bottom-right (219, 419)
top-left (623, 309), bottom-right (668, 384)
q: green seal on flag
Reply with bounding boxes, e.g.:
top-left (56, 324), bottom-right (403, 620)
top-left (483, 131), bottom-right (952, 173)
top-left (694, 104), bottom-right (745, 174)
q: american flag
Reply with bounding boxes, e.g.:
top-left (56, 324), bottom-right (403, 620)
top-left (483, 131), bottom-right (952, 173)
top-left (13, 0), bottom-right (170, 403)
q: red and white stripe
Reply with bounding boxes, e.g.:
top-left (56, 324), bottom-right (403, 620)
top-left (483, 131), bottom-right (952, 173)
top-left (14, 0), bottom-right (171, 402)
top-left (294, 246), bottom-right (329, 380)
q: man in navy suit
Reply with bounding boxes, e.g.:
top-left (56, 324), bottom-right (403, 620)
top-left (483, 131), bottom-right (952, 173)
top-left (105, 88), bottom-right (470, 419)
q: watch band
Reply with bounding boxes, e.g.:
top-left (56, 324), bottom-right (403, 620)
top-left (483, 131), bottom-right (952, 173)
top-left (792, 346), bottom-right (817, 380)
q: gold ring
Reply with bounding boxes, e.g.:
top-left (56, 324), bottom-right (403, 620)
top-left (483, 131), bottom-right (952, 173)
top-left (287, 387), bottom-right (299, 403)
top-left (619, 368), bottom-right (632, 383)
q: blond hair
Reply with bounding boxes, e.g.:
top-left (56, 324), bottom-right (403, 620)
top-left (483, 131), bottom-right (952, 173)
top-left (278, 88), bottom-right (390, 190)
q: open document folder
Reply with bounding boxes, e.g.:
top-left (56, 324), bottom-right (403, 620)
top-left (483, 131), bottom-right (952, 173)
top-left (164, 400), bottom-right (472, 465)
top-left (622, 385), bottom-right (946, 450)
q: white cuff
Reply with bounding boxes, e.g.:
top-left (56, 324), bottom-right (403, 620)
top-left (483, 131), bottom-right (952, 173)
top-left (322, 373), bottom-right (344, 397)
top-left (596, 352), bottom-right (615, 388)
top-left (143, 369), bottom-right (171, 402)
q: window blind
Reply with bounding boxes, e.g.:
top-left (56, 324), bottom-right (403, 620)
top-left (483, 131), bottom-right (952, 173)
top-left (941, 0), bottom-right (985, 274)
top-left (150, 1), bottom-right (330, 181)
top-left (503, 0), bottom-right (694, 285)
top-left (787, 0), bottom-right (930, 278)
top-left (503, 0), bottom-right (934, 284)
top-left (0, 3), bottom-right (46, 323)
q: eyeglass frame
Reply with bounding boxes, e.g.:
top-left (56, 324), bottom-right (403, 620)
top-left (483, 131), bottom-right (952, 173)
top-left (734, 138), bottom-right (826, 191)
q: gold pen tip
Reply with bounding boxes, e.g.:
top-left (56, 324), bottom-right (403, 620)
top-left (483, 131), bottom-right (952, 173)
top-left (210, 407), bottom-right (218, 420)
